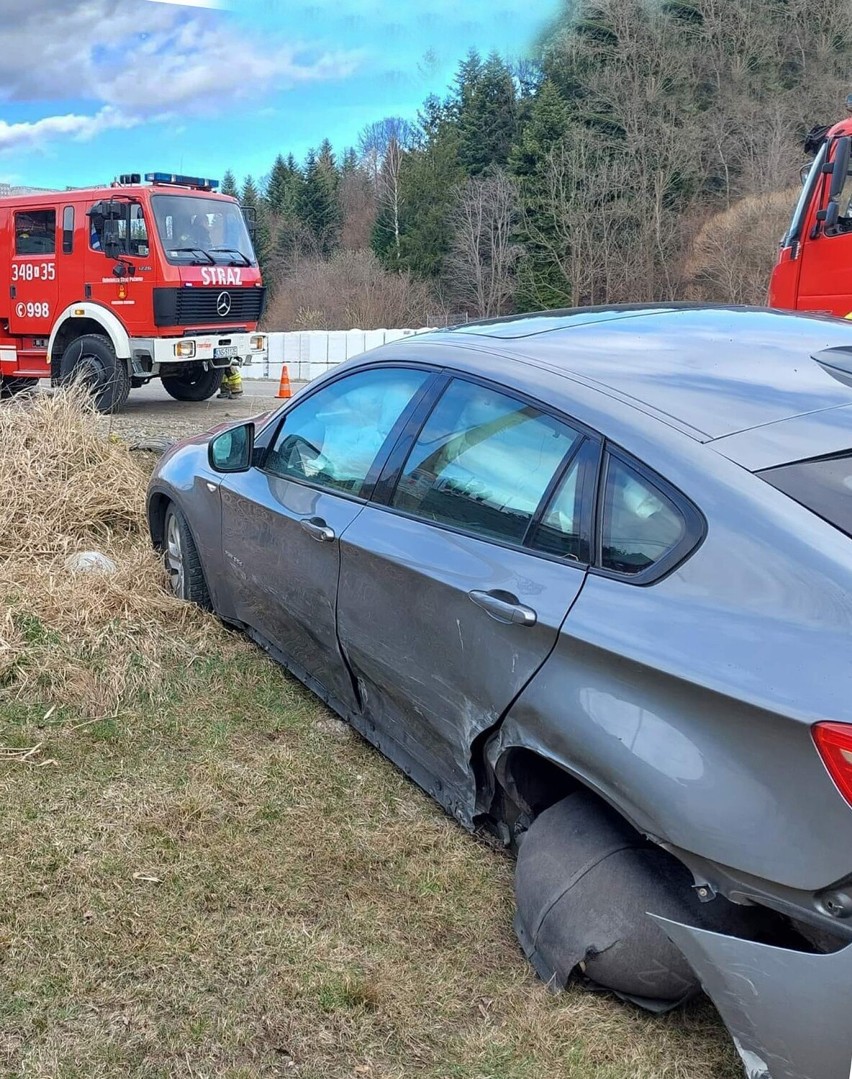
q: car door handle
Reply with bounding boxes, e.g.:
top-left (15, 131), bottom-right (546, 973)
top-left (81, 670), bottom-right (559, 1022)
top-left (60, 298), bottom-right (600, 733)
top-left (468, 590), bottom-right (537, 627)
top-left (299, 516), bottom-right (336, 542)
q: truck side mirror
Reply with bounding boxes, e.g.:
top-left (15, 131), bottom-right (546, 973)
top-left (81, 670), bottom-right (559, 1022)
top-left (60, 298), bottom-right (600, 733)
top-left (829, 137), bottom-right (851, 200)
top-left (814, 136), bottom-right (851, 237)
top-left (821, 201), bottom-right (840, 231)
top-left (102, 220), bottom-right (123, 259)
top-left (240, 204), bottom-right (257, 241)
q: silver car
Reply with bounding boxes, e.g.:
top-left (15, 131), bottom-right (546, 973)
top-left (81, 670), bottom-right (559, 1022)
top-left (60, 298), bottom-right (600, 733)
top-left (148, 306), bottom-right (852, 1079)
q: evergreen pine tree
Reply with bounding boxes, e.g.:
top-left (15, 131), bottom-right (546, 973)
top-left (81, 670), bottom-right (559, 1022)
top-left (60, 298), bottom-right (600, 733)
top-left (391, 124), bottom-right (465, 278)
top-left (240, 174), bottom-right (270, 270)
top-left (220, 169), bottom-right (239, 197)
top-left (457, 52), bottom-right (519, 175)
top-left (297, 144), bottom-right (342, 256)
top-left (266, 154), bottom-right (290, 214)
top-left (510, 79), bottom-right (573, 309)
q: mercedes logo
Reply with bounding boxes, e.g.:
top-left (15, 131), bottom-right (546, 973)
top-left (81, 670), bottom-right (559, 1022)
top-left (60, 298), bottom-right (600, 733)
top-left (216, 291), bottom-right (232, 317)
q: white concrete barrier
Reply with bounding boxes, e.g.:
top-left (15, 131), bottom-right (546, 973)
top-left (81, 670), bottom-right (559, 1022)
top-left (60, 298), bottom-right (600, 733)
top-left (244, 327), bottom-right (433, 383)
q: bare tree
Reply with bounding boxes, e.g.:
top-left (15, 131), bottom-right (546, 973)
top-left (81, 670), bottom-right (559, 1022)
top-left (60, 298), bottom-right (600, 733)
top-left (359, 118), bottom-right (418, 265)
top-left (446, 170), bottom-right (522, 318)
top-left (683, 189), bottom-right (796, 305)
top-left (264, 250), bottom-right (433, 331)
top-left (339, 166), bottom-right (377, 251)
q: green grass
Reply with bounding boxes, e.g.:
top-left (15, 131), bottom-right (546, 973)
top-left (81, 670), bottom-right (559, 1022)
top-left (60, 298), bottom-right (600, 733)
top-left (0, 648), bottom-right (741, 1079)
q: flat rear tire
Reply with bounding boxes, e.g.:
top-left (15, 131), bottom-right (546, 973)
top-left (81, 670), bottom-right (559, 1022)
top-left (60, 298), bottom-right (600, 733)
top-left (514, 791), bottom-right (761, 1008)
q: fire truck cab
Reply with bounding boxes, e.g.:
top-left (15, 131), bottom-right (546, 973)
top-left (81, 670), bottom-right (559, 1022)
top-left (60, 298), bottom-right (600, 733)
top-left (770, 120), bottom-right (852, 317)
top-left (0, 172), bottom-right (267, 411)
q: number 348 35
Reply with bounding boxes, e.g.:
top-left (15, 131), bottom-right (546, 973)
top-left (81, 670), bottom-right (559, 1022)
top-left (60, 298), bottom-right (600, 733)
top-left (12, 262), bottom-right (55, 282)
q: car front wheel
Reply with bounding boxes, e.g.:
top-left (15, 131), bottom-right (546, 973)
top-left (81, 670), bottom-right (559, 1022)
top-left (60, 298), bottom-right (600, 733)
top-left (163, 504), bottom-right (211, 608)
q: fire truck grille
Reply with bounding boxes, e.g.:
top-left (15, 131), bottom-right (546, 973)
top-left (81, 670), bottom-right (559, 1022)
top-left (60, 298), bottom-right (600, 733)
top-left (153, 287), bottom-right (266, 327)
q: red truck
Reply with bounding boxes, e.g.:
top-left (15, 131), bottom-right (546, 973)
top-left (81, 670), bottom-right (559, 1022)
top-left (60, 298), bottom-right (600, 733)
top-left (770, 120), bottom-right (852, 317)
top-left (0, 172), bottom-right (267, 411)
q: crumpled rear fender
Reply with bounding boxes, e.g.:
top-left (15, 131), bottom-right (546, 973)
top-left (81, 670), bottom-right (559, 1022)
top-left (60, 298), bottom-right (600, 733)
top-left (652, 915), bottom-right (852, 1079)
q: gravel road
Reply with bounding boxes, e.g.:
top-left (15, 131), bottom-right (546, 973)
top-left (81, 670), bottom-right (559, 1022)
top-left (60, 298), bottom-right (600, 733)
top-left (106, 379), bottom-right (291, 446)
top-left (37, 377), bottom-right (306, 449)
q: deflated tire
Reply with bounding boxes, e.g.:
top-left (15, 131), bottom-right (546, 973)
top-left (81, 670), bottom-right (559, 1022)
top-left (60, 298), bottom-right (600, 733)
top-left (513, 791), bottom-right (760, 1008)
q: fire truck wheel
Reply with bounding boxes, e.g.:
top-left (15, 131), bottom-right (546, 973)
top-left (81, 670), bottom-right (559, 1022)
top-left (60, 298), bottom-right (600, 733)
top-left (161, 365), bottom-right (223, 402)
top-left (59, 334), bottom-right (131, 413)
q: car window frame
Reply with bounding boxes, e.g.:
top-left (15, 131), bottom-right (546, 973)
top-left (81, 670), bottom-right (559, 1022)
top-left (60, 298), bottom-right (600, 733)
top-left (591, 443), bottom-right (706, 586)
top-left (369, 369), bottom-right (602, 568)
top-left (525, 436), bottom-right (602, 564)
top-left (254, 362), bottom-right (445, 504)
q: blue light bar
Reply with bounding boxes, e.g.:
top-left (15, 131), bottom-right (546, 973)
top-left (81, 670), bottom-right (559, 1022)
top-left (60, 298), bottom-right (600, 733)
top-left (144, 172), bottom-right (219, 190)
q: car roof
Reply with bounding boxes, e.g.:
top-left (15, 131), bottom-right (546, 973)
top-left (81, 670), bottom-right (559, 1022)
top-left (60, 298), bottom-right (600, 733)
top-left (415, 305), bottom-right (852, 443)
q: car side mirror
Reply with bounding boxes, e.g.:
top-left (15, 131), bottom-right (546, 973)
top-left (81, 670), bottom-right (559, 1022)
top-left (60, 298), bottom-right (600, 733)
top-left (209, 422), bottom-right (255, 473)
top-left (102, 220), bottom-right (123, 259)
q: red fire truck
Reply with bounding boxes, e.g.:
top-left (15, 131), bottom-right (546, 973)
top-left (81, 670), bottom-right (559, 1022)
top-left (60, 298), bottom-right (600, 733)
top-left (770, 119), bottom-right (852, 316)
top-left (0, 172), bottom-right (267, 411)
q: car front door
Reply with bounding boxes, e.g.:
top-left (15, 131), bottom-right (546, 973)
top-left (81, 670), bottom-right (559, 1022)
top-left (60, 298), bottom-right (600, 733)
top-left (336, 375), bottom-right (599, 822)
top-left (218, 364), bottom-right (434, 714)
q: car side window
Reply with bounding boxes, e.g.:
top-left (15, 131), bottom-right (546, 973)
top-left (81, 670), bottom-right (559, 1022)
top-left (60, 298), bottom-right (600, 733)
top-left (264, 367), bottom-right (429, 497)
top-left (530, 440), bottom-right (596, 562)
top-left (601, 456), bottom-right (686, 575)
top-left (391, 379), bottom-right (581, 544)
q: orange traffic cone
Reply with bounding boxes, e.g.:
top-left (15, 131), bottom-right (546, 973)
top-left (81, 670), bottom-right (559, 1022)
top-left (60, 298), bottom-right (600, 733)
top-left (276, 365), bottom-right (292, 399)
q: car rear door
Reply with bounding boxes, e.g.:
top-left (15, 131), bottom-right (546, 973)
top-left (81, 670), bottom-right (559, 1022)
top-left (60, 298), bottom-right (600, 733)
top-left (336, 374), bottom-right (600, 822)
top-left (217, 364), bottom-right (434, 714)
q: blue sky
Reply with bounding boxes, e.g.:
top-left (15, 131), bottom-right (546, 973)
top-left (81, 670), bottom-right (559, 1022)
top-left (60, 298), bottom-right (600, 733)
top-left (0, 0), bottom-right (558, 191)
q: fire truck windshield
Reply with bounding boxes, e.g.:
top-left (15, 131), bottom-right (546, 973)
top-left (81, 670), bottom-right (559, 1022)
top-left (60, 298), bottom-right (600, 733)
top-left (151, 194), bottom-right (256, 266)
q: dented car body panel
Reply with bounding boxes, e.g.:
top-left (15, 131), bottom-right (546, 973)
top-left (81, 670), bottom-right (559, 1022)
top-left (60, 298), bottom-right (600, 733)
top-left (335, 504), bottom-right (589, 821)
top-left (653, 916), bottom-right (852, 1079)
top-left (149, 306), bottom-right (852, 1079)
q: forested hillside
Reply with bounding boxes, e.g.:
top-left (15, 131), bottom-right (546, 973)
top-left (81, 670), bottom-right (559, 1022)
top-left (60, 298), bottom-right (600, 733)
top-left (232, 0), bottom-right (852, 329)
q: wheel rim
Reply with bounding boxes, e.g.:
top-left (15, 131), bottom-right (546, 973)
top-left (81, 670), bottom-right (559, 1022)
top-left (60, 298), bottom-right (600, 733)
top-left (165, 514), bottom-right (185, 597)
top-left (74, 353), bottom-right (107, 390)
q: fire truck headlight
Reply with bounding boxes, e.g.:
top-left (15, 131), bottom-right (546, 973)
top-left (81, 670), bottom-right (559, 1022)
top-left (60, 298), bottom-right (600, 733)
top-left (250, 335), bottom-right (265, 351)
top-left (174, 340), bottom-right (196, 358)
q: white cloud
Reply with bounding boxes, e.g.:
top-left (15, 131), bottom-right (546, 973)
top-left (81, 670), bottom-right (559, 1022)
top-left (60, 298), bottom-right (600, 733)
top-left (0, 107), bottom-right (139, 154)
top-left (0, 0), bottom-right (361, 153)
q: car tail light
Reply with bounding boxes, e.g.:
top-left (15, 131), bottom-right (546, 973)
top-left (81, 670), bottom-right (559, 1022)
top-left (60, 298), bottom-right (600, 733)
top-left (813, 722), bottom-right (852, 807)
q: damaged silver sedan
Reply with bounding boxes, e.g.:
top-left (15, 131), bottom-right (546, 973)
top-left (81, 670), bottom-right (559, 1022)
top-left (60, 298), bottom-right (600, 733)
top-left (148, 306), bottom-right (852, 1079)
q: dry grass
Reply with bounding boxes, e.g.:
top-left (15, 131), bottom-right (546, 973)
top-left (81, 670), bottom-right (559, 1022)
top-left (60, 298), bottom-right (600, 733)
top-left (0, 393), bottom-right (741, 1078)
top-left (683, 189), bottom-right (798, 306)
top-left (0, 390), bottom-right (238, 723)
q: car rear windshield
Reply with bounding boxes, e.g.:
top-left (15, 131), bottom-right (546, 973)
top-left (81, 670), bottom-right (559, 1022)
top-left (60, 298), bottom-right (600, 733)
top-left (758, 452), bottom-right (852, 537)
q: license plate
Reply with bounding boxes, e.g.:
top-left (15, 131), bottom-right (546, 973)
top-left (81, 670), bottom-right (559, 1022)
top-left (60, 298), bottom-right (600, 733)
top-left (214, 345), bottom-right (239, 359)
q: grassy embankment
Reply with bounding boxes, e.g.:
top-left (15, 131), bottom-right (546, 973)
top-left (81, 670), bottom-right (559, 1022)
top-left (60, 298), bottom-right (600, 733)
top-left (0, 394), bottom-right (740, 1078)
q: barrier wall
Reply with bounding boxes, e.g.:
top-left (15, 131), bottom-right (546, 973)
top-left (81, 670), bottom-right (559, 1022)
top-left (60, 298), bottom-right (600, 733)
top-left (243, 328), bottom-right (432, 383)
